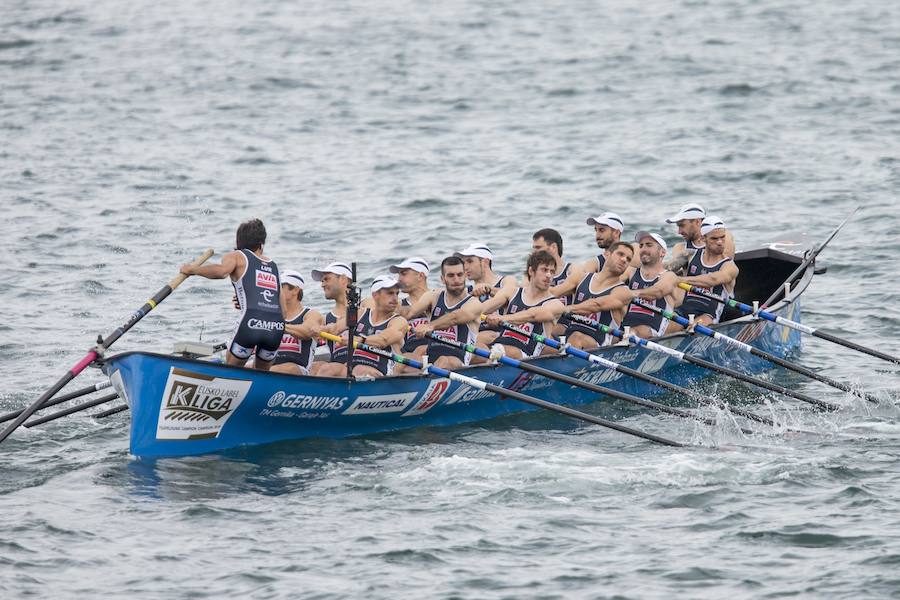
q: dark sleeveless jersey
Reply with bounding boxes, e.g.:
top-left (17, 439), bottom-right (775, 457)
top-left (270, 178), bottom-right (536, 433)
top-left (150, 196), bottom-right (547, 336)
top-left (564, 274), bottom-right (627, 348)
top-left (551, 262), bottom-right (574, 306)
top-left (401, 296), bottom-right (430, 353)
top-left (686, 238), bottom-right (705, 251)
top-left (595, 253), bottom-right (607, 272)
top-left (494, 288), bottom-right (557, 357)
top-left (471, 276), bottom-right (507, 332)
top-left (325, 311), bottom-right (348, 364)
top-left (676, 251), bottom-right (734, 322)
top-left (427, 291), bottom-right (477, 364)
top-left (273, 308), bottom-right (315, 371)
top-left (622, 269), bottom-right (671, 337)
top-left (351, 308), bottom-right (403, 375)
top-left (229, 250), bottom-right (284, 361)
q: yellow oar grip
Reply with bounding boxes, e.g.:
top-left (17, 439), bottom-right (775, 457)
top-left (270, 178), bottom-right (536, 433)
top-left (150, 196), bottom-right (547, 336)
top-left (319, 331), bottom-right (341, 343)
top-left (479, 313), bottom-right (487, 321)
top-left (677, 282), bottom-right (692, 291)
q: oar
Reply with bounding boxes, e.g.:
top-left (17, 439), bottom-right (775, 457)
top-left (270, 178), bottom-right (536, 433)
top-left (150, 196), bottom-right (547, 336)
top-left (95, 404), bottom-right (129, 418)
top-left (479, 321), bottom-right (773, 428)
top-left (632, 300), bottom-right (851, 408)
top-left (321, 332), bottom-right (686, 447)
top-left (423, 331), bottom-right (750, 431)
top-left (0, 380), bottom-right (112, 425)
top-left (565, 312), bottom-right (833, 411)
top-left (678, 282), bottom-right (900, 366)
top-left (0, 248), bottom-right (214, 444)
top-left (24, 393), bottom-right (119, 428)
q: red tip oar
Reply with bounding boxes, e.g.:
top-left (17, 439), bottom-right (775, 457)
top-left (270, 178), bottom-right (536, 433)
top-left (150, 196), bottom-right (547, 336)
top-left (0, 249), bottom-right (213, 444)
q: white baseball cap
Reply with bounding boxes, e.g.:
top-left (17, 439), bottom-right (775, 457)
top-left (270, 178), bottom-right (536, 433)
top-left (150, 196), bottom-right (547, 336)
top-left (455, 243), bottom-right (493, 260)
top-left (370, 275), bottom-right (401, 294)
top-left (700, 215), bottom-right (726, 236)
top-left (666, 203), bottom-right (706, 223)
top-left (634, 231), bottom-right (668, 252)
top-left (280, 270), bottom-right (305, 288)
top-left (311, 262), bottom-right (353, 281)
top-left (389, 257), bottom-right (430, 275)
top-left (586, 212), bottom-right (625, 232)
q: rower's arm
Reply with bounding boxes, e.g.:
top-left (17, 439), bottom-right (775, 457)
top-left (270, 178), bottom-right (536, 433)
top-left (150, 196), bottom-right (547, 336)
top-left (549, 266), bottom-right (584, 298)
top-left (568, 287), bottom-right (634, 314)
top-left (180, 251), bottom-right (241, 280)
top-left (404, 290), bottom-right (436, 320)
top-left (284, 310), bottom-right (325, 339)
top-left (633, 272), bottom-right (677, 301)
top-left (419, 296), bottom-right (481, 334)
top-left (364, 317), bottom-right (409, 349)
top-left (478, 287), bottom-right (511, 316)
top-left (679, 262), bottom-right (739, 288)
top-left (495, 299), bottom-right (566, 326)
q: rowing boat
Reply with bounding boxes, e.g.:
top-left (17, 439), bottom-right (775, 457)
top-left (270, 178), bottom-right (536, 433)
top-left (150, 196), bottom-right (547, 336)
top-left (103, 238), bottom-right (819, 458)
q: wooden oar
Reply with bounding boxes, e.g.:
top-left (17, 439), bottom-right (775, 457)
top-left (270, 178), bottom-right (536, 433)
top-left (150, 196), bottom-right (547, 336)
top-left (0, 380), bottom-right (112, 425)
top-left (479, 321), bottom-right (773, 428)
top-left (678, 282), bottom-right (899, 366)
top-left (632, 300), bottom-right (852, 408)
top-left (24, 393), bottom-right (119, 428)
top-left (321, 332), bottom-right (686, 447)
top-left (0, 249), bottom-right (213, 444)
top-left (423, 331), bottom-right (750, 431)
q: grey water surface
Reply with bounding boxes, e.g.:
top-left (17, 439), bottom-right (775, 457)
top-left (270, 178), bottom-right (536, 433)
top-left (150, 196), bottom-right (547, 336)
top-left (2, 0), bottom-right (900, 598)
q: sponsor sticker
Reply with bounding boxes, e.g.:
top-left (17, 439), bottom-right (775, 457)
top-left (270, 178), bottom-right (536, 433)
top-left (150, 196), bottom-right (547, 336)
top-left (342, 392), bottom-right (418, 415)
top-left (404, 379), bottom-right (450, 417)
top-left (256, 270), bottom-right (278, 290)
top-left (156, 368), bottom-right (251, 441)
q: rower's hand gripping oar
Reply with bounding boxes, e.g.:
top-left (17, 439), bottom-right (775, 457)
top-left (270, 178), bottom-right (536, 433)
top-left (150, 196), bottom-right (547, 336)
top-left (0, 249), bottom-right (214, 444)
top-left (678, 282), bottom-right (900, 367)
top-left (631, 300), bottom-right (847, 409)
top-left (320, 332), bottom-right (686, 447)
top-left (423, 330), bottom-right (750, 432)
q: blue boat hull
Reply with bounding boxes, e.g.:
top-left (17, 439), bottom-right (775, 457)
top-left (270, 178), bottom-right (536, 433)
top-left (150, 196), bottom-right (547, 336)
top-left (103, 295), bottom-right (804, 458)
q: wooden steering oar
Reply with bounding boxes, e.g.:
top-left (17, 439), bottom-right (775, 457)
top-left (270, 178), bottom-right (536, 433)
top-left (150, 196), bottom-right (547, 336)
top-left (632, 300), bottom-right (859, 407)
top-left (0, 249), bottom-right (213, 444)
top-left (320, 332), bottom-right (686, 447)
top-left (678, 282), bottom-right (899, 366)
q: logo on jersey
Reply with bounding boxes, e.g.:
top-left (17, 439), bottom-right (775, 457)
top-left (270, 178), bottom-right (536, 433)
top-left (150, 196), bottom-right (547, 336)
top-left (260, 289), bottom-right (275, 304)
top-left (247, 318), bottom-right (284, 331)
top-left (256, 270), bottom-right (278, 290)
top-left (156, 368), bottom-right (251, 440)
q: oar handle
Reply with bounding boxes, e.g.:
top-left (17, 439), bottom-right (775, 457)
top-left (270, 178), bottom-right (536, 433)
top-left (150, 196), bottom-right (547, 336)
top-left (170, 249), bottom-right (215, 290)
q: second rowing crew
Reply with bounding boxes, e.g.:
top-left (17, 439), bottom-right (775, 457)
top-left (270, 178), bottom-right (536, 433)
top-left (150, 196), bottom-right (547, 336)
top-left (179, 203), bottom-right (739, 378)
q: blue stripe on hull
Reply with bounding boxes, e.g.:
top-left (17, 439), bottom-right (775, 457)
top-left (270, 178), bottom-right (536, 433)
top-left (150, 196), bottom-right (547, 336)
top-left (103, 299), bottom-right (803, 458)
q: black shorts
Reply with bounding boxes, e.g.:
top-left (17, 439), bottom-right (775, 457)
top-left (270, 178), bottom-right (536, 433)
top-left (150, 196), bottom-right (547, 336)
top-left (424, 342), bottom-right (471, 366)
top-left (401, 335), bottom-right (429, 354)
top-left (231, 311), bottom-right (284, 362)
top-left (563, 323), bottom-right (606, 347)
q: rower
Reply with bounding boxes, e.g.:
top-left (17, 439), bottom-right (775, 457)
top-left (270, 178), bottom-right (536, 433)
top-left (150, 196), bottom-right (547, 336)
top-left (561, 241), bottom-right (635, 350)
top-left (271, 270), bottom-right (324, 375)
top-left (532, 228), bottom-right (571, 304)
top-left (318, 276), bottom-right (408, 377)
top-left (392, 257), bottom-right (433, 367)
top-left (179, 219), bottom-right (285, 371)
top-left (665, 203), bottom-right (735, 274)
top-left (621, 231), bottom-right (678, 339)
top-left (308, 261), bottom-right (352, 376)
top-left (550, 211), bottom-right (631, 301)
top-left (409, 256), bottom-right (481, 370)
top-left (670, 216), bottom-right (739, 331)
top-left (482, 250), bottom-right (565, 360)
top-left (455, 242), bottom-right (516, 348)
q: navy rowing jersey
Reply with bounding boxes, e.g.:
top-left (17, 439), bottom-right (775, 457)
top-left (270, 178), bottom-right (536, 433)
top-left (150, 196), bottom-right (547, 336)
top-left (686, 238), bottom-right (705, 251)
top-left (427, 291), bottom-right (477, 364)
top-left (494, 288), bottom-right (557, 357)
top-left (351, 308), bottom-right (404, 375)
top-left (273, 308), bottom-right (315, 372)
top-left (229, 250), bottom-right (284, 362)
top-left (325, 311), bottom-right (348, 364)
top-left (551, 262), bottom-right (574, 306)
top-left (471, 276), bottom-right (507, 332)
top-left (595, 253), bottom-right (606, 272)
top-left (676, 251), bottom-right (734, 322)
top-left (401, 296), bottom-right (430, 353)
top-left (622, 269), bottom-right (672, 338)
top-left (564, 274), bottom-right (627, 348)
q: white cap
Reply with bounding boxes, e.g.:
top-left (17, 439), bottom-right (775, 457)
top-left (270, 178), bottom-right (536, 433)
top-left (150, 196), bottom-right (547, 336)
top-left (666, 203), bottom-right (706, 223)
top-left (634, 231), bottom-right (668, 252)
top-left (700, 215), bottom-right (726, 236)
top-left (586, 212), bottom-right (625, 232)
top-left (280, 269), bottom-right (305, 288)
top-left (370, 275), bottom-right (400, 294)
top-left (389, 257), bottom-right (430, 275)
top-left (311, 262), bottom-right (352, 281)
top-left (455, 243), bottom-right (493, 260)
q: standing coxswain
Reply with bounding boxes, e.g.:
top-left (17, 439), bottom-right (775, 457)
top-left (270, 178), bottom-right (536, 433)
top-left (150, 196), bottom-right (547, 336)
top-left (270, 270), bottom-right (324, 375)
top-left (179, 219), bottom-right (285, 371)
